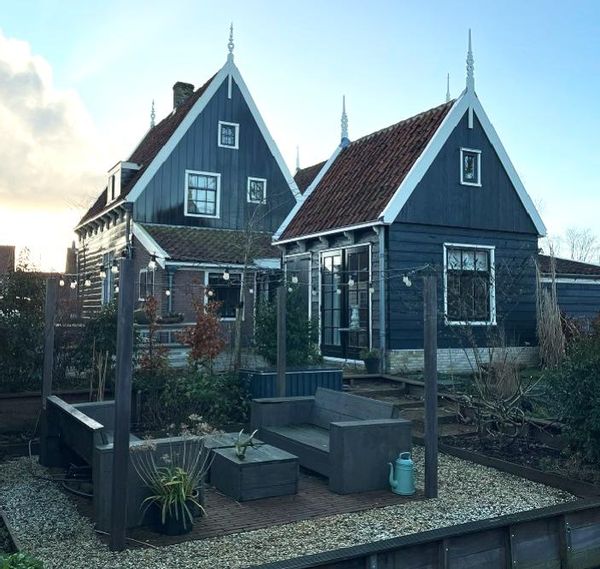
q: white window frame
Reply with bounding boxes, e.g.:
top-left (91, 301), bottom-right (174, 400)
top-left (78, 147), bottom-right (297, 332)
top-left (184, 169), bottom-right (221, 219)
top-left (247, 177), bottom-right (267, 204)
top-left (460, 148), bottom-right (482, 187)
top-left (443, 242), bottom-right (496, 326)
top-left (217, 121), bottom-right (239, 149)
top-left (138, 268), bottom-right (155, 301)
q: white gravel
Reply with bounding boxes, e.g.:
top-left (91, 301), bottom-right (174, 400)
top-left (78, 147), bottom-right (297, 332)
top-left (0, 449), bottom-right (575, 569)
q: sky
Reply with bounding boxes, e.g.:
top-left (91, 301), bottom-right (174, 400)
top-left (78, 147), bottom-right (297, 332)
top-left (0, 0), bottom-right (599, 271)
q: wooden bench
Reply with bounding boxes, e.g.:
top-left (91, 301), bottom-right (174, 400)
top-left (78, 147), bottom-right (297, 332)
top-left (251, 387), bottom-right (411, 494)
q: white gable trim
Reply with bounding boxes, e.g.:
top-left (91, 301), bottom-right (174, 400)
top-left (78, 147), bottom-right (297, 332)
top-left (380, 90), bottom-right (546, 236)
top-left (273, 144), bottom-right (343, 241)
top-left (125, 60), bottom-right (300, 205)
top-left (132, 222), bottom-right (169, 269)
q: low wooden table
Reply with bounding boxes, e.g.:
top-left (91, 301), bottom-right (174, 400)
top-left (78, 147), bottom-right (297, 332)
top-left (211, 444), bottom-right (299, 501)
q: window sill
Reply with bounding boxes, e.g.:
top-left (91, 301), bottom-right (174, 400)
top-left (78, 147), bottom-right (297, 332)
top-left (445, 319), bottom-right (497, 326)
top-left (460, 181), bottom-right (482, 187)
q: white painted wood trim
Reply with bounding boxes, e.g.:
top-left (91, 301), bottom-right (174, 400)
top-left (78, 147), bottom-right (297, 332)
top-left (459, 147), bottom-right (482, 187)
top-left (217, 121), bottom-right (239, 149)
top-left (540, 277), bottom-right (600, 285)
top-left (183, 169), bottom-right (221, 219)
top-left (247, 176), bottom-right (267, 204)
top-left (273, 145), bottom-right (343, 240)
top-left (442, 242), bottom-right (497, 326)
top-left (132, 222), bottom-right (169, 269)
top-left (274, 219), bottom-right (382, 245)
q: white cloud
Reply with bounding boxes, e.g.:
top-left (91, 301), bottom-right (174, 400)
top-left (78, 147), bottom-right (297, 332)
top-left (0, 29), bottom-right (105, 211)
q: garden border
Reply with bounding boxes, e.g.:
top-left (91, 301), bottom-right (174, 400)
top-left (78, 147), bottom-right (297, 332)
top-left (0, 506), bottom-right (22, 553)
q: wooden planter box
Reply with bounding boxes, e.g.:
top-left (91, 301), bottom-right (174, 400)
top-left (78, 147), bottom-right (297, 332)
top-left (240, 368), bottom-right (343, 398)
top-left (211, 445), bottom-right (299, 501)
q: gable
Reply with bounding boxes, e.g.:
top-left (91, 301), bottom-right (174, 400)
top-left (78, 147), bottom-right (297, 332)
top-left (394, 110), bottom-right (539, 234)
top-left (133, 74), bottom-right (297, 233)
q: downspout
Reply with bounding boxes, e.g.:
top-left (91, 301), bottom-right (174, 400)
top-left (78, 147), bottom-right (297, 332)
top-left (377, 225), bottom-right (387, 373)
top-left (167, 271), bottom-right (174, 313)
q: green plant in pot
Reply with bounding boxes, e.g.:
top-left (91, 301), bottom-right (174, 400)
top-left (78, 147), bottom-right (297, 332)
top-left (360, 348), bottom-right (381, 375)
top-left (131, 437), bottom-right (212, 535)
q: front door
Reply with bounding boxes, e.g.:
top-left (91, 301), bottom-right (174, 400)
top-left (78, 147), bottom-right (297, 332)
top-left (320, 246), bottom-right (370, 359)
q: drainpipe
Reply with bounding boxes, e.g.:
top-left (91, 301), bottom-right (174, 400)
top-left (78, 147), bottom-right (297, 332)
top-left (167, 270), bottom-right (174, 313)
top-left (377, 225), bottom-right (387, 373)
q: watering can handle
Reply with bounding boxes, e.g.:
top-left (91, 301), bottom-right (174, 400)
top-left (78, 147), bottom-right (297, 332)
top-left (400, 452), bottom-right (411, 460)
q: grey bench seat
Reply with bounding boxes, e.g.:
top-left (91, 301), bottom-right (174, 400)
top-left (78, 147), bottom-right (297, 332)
top-left (251, 388), bottom-right (412, 494)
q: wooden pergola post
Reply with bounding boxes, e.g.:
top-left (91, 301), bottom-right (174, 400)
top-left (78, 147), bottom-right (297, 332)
top-left (276, 285), bottom-right (287, 397)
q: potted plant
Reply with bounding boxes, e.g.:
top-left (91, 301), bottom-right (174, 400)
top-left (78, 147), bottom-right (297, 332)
top-left (131, 437), bottom-right (212, 535)
top-left (360, 348), bottom-right (381, 374)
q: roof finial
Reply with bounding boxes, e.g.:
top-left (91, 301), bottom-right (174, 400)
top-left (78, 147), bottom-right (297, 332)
top-left (340, 95), bottom-right (349, 147)
top-left (150, 99), bottom-right (156, 128)
top-left (446, 73), bottom-right (451, 103)
top-left (227, 22), bottom-right (235, 62)
top-left (296, 145), bottom-right (300, 172)
top-left (466, 29), bottom-right (474, 91)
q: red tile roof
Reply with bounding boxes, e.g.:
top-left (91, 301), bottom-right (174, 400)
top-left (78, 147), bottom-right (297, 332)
top-left (78, 74), bottom-right (217, 226)
top-left (140, 224), bottom-right (278, 264)
top-left (538, 255), bottom-right (600, 277)
top-left (293, 161), bottom-right (326, 193)
top-left (280, 100), bottom-right (454, 240)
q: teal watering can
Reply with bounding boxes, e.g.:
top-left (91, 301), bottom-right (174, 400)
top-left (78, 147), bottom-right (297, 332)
top-left (388, 452), bottom-right (415, 495)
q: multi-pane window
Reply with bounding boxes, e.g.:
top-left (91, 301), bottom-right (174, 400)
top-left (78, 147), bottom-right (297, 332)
top-left (218, 121), bottom-right (239, 149)
top-left (445, 245), bottom-right (495, 323)
top-left (208, 273), bottom-right (240, 319)
top-left (185, 171), bottom-right (220, 217)
top-left (139, 268), bottom-right (155, 301)
top-left (460, 148), bottom-right (481, 186)
top-left (247, 177), bottom-right (267, 204)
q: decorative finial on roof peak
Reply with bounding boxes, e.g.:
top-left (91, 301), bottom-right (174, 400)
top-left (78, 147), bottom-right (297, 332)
top-left (150, 99), bottom-right (156, 128)
top-left (296, 145), bottom-right (300, 172)
top-left (227, 23), bottom-right (235, 62)
top-left (340, 95), bottom-right (349, 147)
top-left (466, 29), bottom-right (474, 91)
top-left (446, 73), bottom-right (451, 103)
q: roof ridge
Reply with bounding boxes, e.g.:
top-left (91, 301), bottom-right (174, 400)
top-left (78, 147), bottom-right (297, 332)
top-left (141, 223), bottom-right (272, 235)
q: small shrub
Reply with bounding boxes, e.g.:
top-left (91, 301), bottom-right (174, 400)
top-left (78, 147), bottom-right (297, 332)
top-left (0, 552), bottom-right (43, 569)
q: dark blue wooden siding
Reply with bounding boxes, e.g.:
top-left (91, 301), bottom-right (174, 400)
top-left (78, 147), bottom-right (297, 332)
top-left (387, 223), bottom-right (538, 350)
top-left (550, 282), bottom-right (600, 322)
top-left (395, 112), bottom-right (538, 235)
top-left (134, 77), bottom-right (296, 232)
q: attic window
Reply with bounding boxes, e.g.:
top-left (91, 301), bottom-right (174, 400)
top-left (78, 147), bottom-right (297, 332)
top-left (247, 177), bottom-right (267, 204)
top-left (218, 121), bottom-right (239, 149)
top-left (460, 148), bottom-right (481, 186)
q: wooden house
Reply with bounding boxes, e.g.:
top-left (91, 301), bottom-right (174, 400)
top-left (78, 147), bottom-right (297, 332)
top-left (275, 33), bottom-right (549, 373)
top-left (74, 30), bottom-right (299, 337)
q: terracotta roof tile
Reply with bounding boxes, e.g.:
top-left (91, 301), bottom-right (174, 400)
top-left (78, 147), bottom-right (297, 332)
top-left (293, 161), bottom-right (326, 193)
top-left (78, 74), bottom-right (217, 226)
top-left (140, 224), bottom-right (278, 264)
top-left (281, 100), bottom-right (454, 240)
top-left (538, 255), bottom-right (600, 277)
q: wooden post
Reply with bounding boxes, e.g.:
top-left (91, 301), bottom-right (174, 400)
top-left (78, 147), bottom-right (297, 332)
top-left (109, 257), bottom-right (135, 551)
top-left (276, 285), bottom-right (287, 397)
top-left (39, 277), bottom-right (58, 465)
top-left (423, 275), bottom-right (438, 498)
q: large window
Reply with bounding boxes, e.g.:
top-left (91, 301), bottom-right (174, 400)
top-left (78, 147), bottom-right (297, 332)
top-left (208, 273), bottom-right (240, 319)
top-left (139, 268), bottom-right (155, 301)
top-left (185, 170), bottom-right (220, 218)
top-left (218, 121), bottom-right (239, 149)
top-left (444, 244), bottom-right (495, 324)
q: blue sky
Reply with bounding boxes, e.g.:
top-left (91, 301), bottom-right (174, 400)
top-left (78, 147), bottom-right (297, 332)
top-left (0, 0), bottom-right (599, 269)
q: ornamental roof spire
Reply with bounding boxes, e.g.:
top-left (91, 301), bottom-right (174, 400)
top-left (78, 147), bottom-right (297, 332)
top-left (227, 23), bottom-right (235, 62)
top-left (341, 95), bottom-right (349, 147)
top-left (296, 145), bottom-right (300, 172)
top-left (466, 29), bottom-right (474, 91)
top-left (150, 99), bottom-right (156, 128)
top-left (446, 73), bottom-right (451, 103)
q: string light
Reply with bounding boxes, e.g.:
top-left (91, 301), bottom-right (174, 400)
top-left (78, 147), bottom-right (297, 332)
top-left (84, 275), bottom-right (92, 287)
top-left (336, 288), bottom-right (342, 295)
top-left (59, 276), bottom-right (65, 287)
top-left (165, 289), bottom-right (171, 297)
top-left (287, 286), bottom-right (293, 293)
top-left (291, 275), bottom-right (298, 284)
top-left (222, 269), bottom-right (230, 281)
top-left (248, 287), bottom-right (254, 295)
top-left (348, 277), bottom-right (355, 287)
top-left (111, 259), bottom-right (119, 274)
top-left (312, 288), bottom-right (318, 296)
top-left (207, 289), bottom-right (214, 297)
top-left (402, 275), bottom-right (412, 287)
top-left (148, 254), bottom-right (157, 270)
top-left (99, 267), bottom-right (107, 279)
top-left (115, 285), bottom-right (119, 293)
top-left (369, 285), bottom-right (375, 294)
top-left (70, 280), bottom-right (77, 289)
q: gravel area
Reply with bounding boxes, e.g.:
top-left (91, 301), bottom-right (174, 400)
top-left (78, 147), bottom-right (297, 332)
top-left (0, 449), bottom-right (575, 569)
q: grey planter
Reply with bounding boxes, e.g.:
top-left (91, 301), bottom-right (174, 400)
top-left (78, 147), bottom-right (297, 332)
top-left (240, 368), bottom-right (343, 398)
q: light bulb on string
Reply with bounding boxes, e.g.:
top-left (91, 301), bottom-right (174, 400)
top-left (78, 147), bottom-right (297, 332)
top-left (336, 288), bottom-right (342, 295)
top-left (291, 275), bottom-right (298, 285)
top-left (70, 280), bottom-right (77, 289)
top-left (223, 269), bottom-right (230, 281)
top-left (165, 289), bottom-right (171, 297)
top-left (348, 277), bottom-right (355, 287)
top-left (402, 275), bottom-right (412, 287)
top-left (148, 254), bottom-right (157, 270)
top-left (248, 288), bottom-right (254, 295)
top-left (100, 267), bottom-right (107, 279)
top-left (115, 285), bottom-right (119, 294)
top-left (84, 275), bottom-right (92, 287)
top-left (59, 276), bottom-right (65, 287)
top-left (111, 260), bottom-right (119, 274)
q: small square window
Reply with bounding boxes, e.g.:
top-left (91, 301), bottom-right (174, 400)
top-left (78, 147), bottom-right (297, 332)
top-left (218, 121), bottom-right (239, 149)
top-left (460, 148), bottom-right (481, 186)
top-left (247, 177), bottom-right (267, 204)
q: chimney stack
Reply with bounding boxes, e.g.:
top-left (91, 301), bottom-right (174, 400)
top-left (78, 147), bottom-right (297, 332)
top-left (173, 82), bottom-right (194, 108)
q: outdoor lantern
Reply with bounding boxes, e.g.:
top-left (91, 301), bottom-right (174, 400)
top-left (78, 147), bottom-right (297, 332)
top-left (59, 276), bottom-right (65, 287)
top-left (111, 260), bottom-right (119, 274)
top-left (223, 269), bottom-right (230, 281)
top-left (100, 267), bottom-right (107, 279)
top-left (291, 275), bottom-right (298, 284)
top-left (148, 254), bottom-right (157, 270)
top-left (84, 275), bottom-right (92, 287)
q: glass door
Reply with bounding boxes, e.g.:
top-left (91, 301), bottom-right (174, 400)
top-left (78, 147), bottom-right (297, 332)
top-left (321, 251), bottom-right (343, 357)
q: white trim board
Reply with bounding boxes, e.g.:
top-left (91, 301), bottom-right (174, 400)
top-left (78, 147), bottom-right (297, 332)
top-left (132, 223), bottom-right (169, 269)
top-left (540, 277), bottom-right (600, 285)
top-left (125, 59), bottom-right (300, 206)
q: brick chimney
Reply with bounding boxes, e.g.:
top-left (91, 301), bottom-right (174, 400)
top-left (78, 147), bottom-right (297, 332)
top-left (173, 81), bottom-right (194, 108)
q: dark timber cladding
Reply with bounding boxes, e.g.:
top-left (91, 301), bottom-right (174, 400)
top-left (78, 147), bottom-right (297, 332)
top-left (134, 78), bottom-right (296, 232)
top-left (553, 282), bottom-right (600, 320)
top-left (387, 223), bottom-right (538, 349)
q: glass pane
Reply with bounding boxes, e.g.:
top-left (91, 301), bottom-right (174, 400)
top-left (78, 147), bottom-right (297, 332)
top-left (462, 250), bottom-right (475, 271)
top-left (448, 249), bottom-right (461, 270)
top-left (475, 250), bottom-right (488, 271)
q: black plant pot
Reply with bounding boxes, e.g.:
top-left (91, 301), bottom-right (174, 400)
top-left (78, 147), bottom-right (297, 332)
top-left (150, 500), bottom-right (200, 536)
top-left (363, 357), bottom-right (380, 374)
